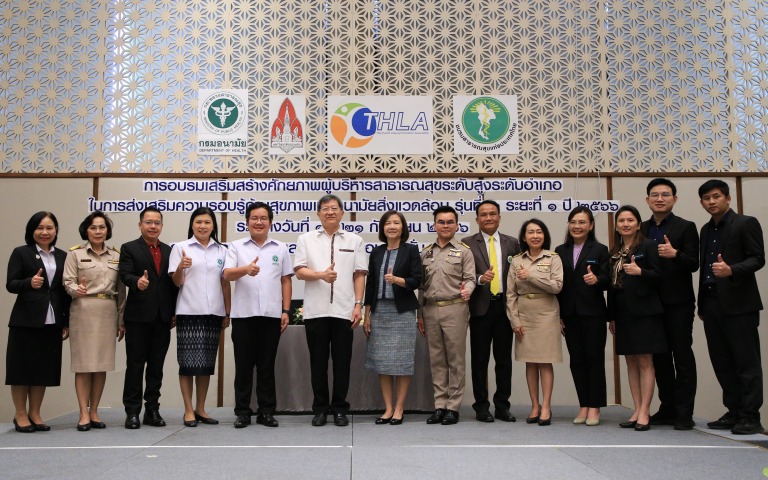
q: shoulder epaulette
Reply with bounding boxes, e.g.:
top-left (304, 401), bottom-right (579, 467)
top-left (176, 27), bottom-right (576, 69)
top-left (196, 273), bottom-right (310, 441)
top-left (69, 244), bottom-right (84, 251)
top-left (550, 251), bottom-right (558, 255)
top-left (513, 253), bottom-right (522, 258)
top-left (109, 246), bottom-right (120, 254)
top-left (460, 241), bottom-right (470, 249)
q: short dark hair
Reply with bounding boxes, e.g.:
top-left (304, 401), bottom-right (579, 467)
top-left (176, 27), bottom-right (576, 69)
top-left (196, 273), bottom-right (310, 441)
top-left (188, 207), bottom-right (222, 245)
top-left (140, 206), bottom-right (163, 221)
top-left (377, 210), bottom-right (410, 243)
top-left (79, 211), bottom-right (113, 241)
top-left (25, 211), bottom-right (59, 247)
top-left (698, 179), bottom-right (729, 198)
top-left (611, 205), bottom-right (646, 255)
top-left (433, 205), bottom-right (458, 222)
top-left (519, 218), bottom-right (551, 251)
top-left (475, 200), bottom-right (500, 216)
top-left (646, 178), bottom-right (677, 196)
top-left (564, 206), bottom-right (596, 246)
top-left (245, 202), bottom-right (274, 221)
top-left (317, 194), bottom-right (343, 212)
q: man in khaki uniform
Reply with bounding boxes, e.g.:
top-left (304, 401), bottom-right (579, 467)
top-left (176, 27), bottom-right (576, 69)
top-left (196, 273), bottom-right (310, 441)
top-left (418, 205), bottom-right (476, 425)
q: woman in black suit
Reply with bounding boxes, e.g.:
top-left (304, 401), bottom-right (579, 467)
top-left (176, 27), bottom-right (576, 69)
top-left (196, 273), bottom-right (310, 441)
top-left (363, 211), bottom-right (422, 425)
top-left (608, 205), bottom-right (666, 431)
top-left (556, 206), bottom-right (610, 426)
top-left (6, 212), bottom-right (70, 432)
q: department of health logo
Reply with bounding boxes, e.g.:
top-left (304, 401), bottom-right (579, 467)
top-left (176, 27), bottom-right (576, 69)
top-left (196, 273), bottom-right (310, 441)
top-left (201, 91), bottom-right (245, 135)
top-left (461, 97), bottom-right (510, 144)
top-left (330, 103), bottom-right (377, 148)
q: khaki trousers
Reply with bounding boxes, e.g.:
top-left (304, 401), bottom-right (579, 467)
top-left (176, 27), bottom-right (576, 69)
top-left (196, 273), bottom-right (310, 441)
top-left (423, 302), bottom-right (469, 411)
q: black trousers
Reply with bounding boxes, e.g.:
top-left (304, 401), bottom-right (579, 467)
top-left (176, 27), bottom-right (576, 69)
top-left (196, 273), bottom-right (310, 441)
top-left (701, 294), bottom-right (763, 420)
top-left (653, 303), bottom-right (697, 418)
top-left (231, 317), bottom-right (282, 416)
top-left (123, 319), bottom-right (171, 414)
top-left (304, 316), bottom-right (353, 415)
top-left (469, 299), bottom-right (513, 412)
top-left (562, 315), bottom-right (607, 408)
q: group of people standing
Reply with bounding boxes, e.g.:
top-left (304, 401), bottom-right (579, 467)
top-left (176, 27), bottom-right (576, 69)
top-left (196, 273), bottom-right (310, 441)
top-left (5, 179), bottom-right (765, 437)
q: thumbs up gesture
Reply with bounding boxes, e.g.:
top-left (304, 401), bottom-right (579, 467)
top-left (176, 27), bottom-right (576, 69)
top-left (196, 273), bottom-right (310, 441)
top-left (137, 270), bottom-right (150, 291)
top-left (480, 265), bottom-right (495, 285)
top-left (657, 234), bottom-right (677, 258)
top-left (583, 265), bottom-right (598, 285)
top-left (31, 268), bottom-right (44, 289)
top-left (76, 276), bottom-right (87, 297)
top-left (712, 253), bottom-right (731, 278)
top-left (384, 266), bottom-right (396, 285)
top-left (246, 256), bottom-right (260, 276)
top-left (623, 255), bottom-right (641, 276)
top-left (179, 248), bottom-right (192, 270)
top-left (460, 281), bottom-right (470, 301)
top-left (322, 262), bottom-right (337, 284)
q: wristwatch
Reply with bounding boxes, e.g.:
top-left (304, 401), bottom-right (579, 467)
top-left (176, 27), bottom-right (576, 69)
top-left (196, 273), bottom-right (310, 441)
top-left (282, 309), bottom-right (291, 315)
top-left (354, 300), bottom-right (364, 306)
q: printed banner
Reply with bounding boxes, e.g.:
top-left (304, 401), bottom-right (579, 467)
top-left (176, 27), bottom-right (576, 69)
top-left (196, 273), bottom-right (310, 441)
top-left (328, 96), bottom-right (434, 154)
top-left (453, 95), bottom-right (519, 154)
top-left (269, 95), bottom-right (306, 155)
top-left (197, 89), bottom-right (249, 155)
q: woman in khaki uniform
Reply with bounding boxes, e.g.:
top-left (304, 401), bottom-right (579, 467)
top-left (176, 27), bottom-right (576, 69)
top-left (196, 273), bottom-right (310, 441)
top-left (506, 219), bottom-right (563, 426)
top-left (64, 211), bottom-right (126, 431)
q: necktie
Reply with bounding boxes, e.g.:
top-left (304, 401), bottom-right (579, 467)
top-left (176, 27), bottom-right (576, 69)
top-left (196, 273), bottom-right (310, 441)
top-left (489, 236), bottom-right (501, 295)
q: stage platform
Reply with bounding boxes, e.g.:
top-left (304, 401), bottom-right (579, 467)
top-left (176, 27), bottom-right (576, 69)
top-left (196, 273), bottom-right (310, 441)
top-left (1, 405), bottom-right (766, 479)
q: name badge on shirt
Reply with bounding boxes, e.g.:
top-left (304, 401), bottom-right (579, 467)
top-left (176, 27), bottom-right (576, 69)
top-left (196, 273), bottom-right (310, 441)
top-left (448, 249), bottom-right (461, 257)
top-left (633, 254), bottom-right (645, 261)
top-left (108, 259), bottom-right (120, 264)
top-left (586, 259), bottom-right (598, 265)
top-left (272, 255), bottom-right (279, 265)
top-left (80, 259), bottom-right (93, 262)
top-left (537, 262), bottom-right (551, 272)
top-left (339, 249), bottom-right (354, 253)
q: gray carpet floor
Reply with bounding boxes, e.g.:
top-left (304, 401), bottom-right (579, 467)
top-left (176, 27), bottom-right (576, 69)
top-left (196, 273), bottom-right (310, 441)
top-left (1, 405), bottom-right (766, 479)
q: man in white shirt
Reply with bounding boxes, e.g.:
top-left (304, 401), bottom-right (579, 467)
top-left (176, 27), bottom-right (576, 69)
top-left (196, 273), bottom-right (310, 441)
top-left (223, 202), bottom-right (293, 429)
top-left (294, 194), bottom-right (368, 427)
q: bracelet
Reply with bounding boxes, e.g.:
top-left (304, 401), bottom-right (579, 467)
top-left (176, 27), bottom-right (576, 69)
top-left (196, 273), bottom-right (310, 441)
top-left (282, 309), bottom-right (291, 315)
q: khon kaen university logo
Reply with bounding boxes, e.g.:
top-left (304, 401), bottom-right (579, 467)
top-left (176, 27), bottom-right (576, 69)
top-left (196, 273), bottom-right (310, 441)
top-left (330, 103), bottom-right (377, 148)
top-left (201, 91), bottom-right (245, 136)
top-left (453, 95), bottom-right (519, 154)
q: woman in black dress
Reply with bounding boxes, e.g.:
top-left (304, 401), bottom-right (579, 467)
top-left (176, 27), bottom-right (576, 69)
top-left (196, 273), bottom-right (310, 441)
top-left (608, 205), bottom-right (666, 431)
top-left (6, 212), bottom-right (70, 432)
top-left (556, 206), bottom-right (610, 426)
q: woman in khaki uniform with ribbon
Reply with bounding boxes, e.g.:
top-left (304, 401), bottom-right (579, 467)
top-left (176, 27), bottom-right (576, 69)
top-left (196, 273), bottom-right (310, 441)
top-left (64, 211), bottom-right (126, 431)
top-left (506, 218), bottom-right (563, 426)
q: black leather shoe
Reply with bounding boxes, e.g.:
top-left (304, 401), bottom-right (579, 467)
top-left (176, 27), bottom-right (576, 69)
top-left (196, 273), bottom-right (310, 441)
top-left (194, 412), bottom-right (219, 425)
top-left (674, 417), bottom-right (695, 431)
top-left (707, 412), bottom-right (739, 430)
top-left (234, 414), bottom-right (251, 428)
top-left (89, 421), bottom-right (106, 429)
top-left (634, 422), bottom-right (650, 431)
top-left (311, 413), bottom-right (327, 427)
top-left (13, 418), bottom-right (35, 433)
top-left (333, 413), bottom-right (349, 427)
top-left (495, 409), bottom-right (517, 422)
top-left (649, 410), bottom-right (676, 426)
top-left (619, 420), bottom-right (637, 428)
top-left (525, 415), bottom-right (539, 424)
top-left (375, 416), bottom-right (393, 425)
top-left (77, 422), bottom-right (91, 431)
top-left (441, 410), bottom-right (459, 425)
top-left (142, 410), bottom-right (166, 427)
top-left (538, 416), bottom-right (552, 426)
top-left (124, 414), bottom-right (140, 429)
top-left (183, 418), bottom-right (198, 427)
top-left (426, 409), bottom-right (446, 424)
top-left (732, 420), bottom-right (764, 435)
top-left (389, 416), bottom-right (404, 425)
top-left (475, 410), bottom-right (494, 423)
top-left (30, 421), bottom-right (51, 431)
top-left (256, 412), bottom-right (279, 427)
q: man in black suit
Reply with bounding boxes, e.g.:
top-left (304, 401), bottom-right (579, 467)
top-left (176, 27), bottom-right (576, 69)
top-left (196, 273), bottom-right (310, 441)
top-left (641, 178), bottom-right (699, 430)
top-left (118, 207), bottom-right (178, 429)
top-left (462, 200), bottom-right (520, 422)
top-left (698, 179), bottom-right (765, 435)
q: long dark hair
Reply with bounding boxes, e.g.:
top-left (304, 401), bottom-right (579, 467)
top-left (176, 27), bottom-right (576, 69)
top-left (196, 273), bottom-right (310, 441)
top-left (187, 207), bottom-right (223, 246)
top-left (610, 205), bottom-right (645, 255)
top-left (563, 206), bottom-right (596, 246)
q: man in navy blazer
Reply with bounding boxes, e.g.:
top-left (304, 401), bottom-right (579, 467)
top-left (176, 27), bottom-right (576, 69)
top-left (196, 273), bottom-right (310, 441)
top-left (118, 207), bottom-right (178, 429)
top-left (697, 179), bottom-right (765, 435)
top-left (462, 200), bottom-right (521, 422)
top-left (641, 178), bottom-right (699, 430)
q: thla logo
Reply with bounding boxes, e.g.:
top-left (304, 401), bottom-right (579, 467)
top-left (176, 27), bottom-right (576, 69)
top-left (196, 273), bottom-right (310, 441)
top-left (461, 97), bottom-right (510, 144)
top-left (201, 91), bottom-right (245, 135)
top-left (271, 98), bottom-right (303, 153)
top-left (331, 102), bottom-right (429, 148)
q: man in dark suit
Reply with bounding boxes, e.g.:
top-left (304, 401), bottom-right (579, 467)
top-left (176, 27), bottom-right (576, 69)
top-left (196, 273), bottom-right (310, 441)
top-left (118, 207), bottom-right (178, 429)
top-left (641, 178), bottom-right (699, 430)
top-left (462, 200), bottom-right (520, 422)
top-left (698, 179), bottom-right (765, 435)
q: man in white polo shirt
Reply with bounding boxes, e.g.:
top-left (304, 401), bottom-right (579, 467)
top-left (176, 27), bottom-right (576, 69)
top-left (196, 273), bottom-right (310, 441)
top-left (223, 202), bottom-right (293, 429)
top-left (294, 194), bottom-right (368, 427)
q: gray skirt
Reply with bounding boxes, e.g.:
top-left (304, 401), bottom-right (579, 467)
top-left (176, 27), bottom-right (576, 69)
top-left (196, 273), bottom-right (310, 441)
top-left (365, 299), bottom-right (417, 376)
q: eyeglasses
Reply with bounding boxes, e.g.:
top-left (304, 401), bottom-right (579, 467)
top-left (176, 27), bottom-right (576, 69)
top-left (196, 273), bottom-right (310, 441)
top-left (88, 225), bottom-right (108, 231)
top-left (320, 207), bottom-right (341, 213)
top-left (568, 220), bottom-right (589, 226)
top-left (649, 192), bottom-right (673, 199)
top-left (249, 216), bottom-right (270, 223)
top-left (436, 220), bottom-right (457, 226)
top-left (142, 220), bottom-right (163, 226)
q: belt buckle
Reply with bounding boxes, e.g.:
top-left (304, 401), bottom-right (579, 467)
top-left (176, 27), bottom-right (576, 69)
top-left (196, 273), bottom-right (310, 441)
top-left (526, 293), bottom-right (535, 299)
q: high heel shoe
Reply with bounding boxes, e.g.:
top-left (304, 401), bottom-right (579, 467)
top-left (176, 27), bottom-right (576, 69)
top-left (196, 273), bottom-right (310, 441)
top-left (619, 420), bottom-right (637, 428)
top-left (538, 416), bottom-right (552, 426)
top-left (30, 421), bottom-right (51, 431)
top-left (375, 416), bottom-right (392, 425)
top-left (573, 416), bottom-right (587, 425)
top-left (13, 418), bottom-right (35, 433)
top-left (586, 418), bottom-right (600, 426)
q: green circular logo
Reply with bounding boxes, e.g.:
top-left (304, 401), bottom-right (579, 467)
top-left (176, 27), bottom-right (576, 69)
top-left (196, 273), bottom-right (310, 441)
top-left (201, 91), bottom-right (245, 135)
top-left (461, 97), bottom-right (510, 144)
